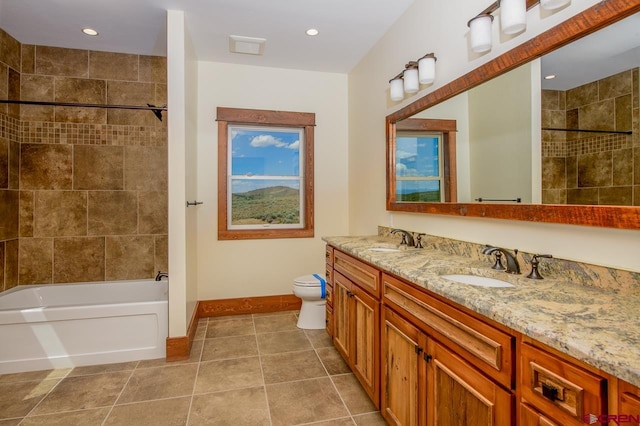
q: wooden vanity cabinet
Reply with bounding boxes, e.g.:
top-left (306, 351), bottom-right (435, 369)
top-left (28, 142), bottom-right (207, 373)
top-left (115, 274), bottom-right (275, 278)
top-left (520, 403), bottom-right (560, 426)
top-left (618, 380), bottom-right (640, 425)
top-left (325, 246), bottom-right (334, 337)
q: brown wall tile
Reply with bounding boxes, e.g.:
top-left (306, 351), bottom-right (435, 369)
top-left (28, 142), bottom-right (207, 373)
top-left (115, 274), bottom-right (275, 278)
top-left (0, 241), bottom-right (4, 291)
top-left (633, 69), bottom-right (639, 110)
top-left (139, 191), bottom-right (168, 234)
top-left (20, 74), bottom-right (55, 121)
top-left (8, 68), bottom-right (20, 118)
top-left (20, 191), bottom-right (34, 237)
top-left (36, 46), bottom-right (88, 77)
top-left (613, 148), bottom-right (633, 186)
top-left (0, 189), bottom-right (19, 241)
top-left (599, 70), bottom-right (632, 100)
top-left (566, 156), bottom-right (578, 189)
top-left (21, 144), bottom-right (73, 190)
top-left (541, 109), bottom-right (565, 129)
top-left (89, 51), bottom-right (139, 81)
top-left (74, 145), bottom-right (124, 190)
top-left (54, 77), bottom-right (107, 124)
top-left (34, 191), bottom-right (87, 237)
top-left (139, 56), bottom-right (167, 83)
top-left (88, 191), bottom-right (137, 235)
top-left (4, 238), bottom-right (18, 289)
top-left (541, 90), bottom-right (559, 110)
top-left (0, 138), bottom-right (7, 189)
top-left (19, 238), bottom-right (53, 284)
top-left (0, 64), bottom-right (7, 115)
top-left (567, 188), bottom-right (598, 205)
top-left (542, 189), bottom-right (566, 204)
top-left (566, 81), bottom-right (598, 110)
top-left (615, 94), bottom-right (632, 131)
top-left (0, 28), bottom-right (21, 71)
top-left (635, 186), bottom-right (640, 206)
top-left (9, 141), bottom-right (19, 190)
top-left (124, 146), bottom-right (167, 191)
top-left (542, 158), bottom-right (566, 190)
top-left (599, 186), bottom-right (633, 206)
top-left (578, 152), bottom-right (612, 188)
top-left (154, 235), bottom-right (168, 274)
top-left (106, 81), bottom-right (157, 126)
top-left (22, 44), bottom-right (35, 74)
top-left (156, 84), bottom-right (167, 108)
top-left (635, 147), bottom-right (640, 185)
top-left (106, 236), bottom-right (155, 280)
top-left (54, 237), bottom-right (105, 283)
top-left (578, 99), bottom-right (615, 132)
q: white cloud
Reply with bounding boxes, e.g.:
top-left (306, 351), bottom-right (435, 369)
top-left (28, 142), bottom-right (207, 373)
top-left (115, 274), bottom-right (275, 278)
top-left (286, 140), bottom-right (300, 150)
top-left (396, 149), bottom-right (416, 160)
top-left (396, 163), bottom-right (419, 177)
top-left (250, 134), bottom-right (287, 148)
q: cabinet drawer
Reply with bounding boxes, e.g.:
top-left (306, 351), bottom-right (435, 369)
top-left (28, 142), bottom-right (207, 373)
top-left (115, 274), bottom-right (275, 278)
top-left (325, 283), bottom-right (333, 307)
top-left (325, 265), bottom-right (333, 287)
top-left (334, 250), bottom-right (381, 298)
top-left (521, 343), bottom-right (607, 425)
top-left (520, 403), bottom-right (560, 426)
top-left (382, 273), bottom-right (513, 389)
top-left (325, 246), bottom-right (334, 265)
top-left (325, 305), bottom-right (333, 337)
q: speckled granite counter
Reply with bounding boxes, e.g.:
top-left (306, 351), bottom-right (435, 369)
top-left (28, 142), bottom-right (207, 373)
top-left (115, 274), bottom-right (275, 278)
top-left (323, 234), bottom-right (640, 387)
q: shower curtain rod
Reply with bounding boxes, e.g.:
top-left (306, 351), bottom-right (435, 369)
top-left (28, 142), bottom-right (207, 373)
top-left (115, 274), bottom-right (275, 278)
top-left (0, 99), bottom-right (167, 121)
top-left (542, 127), bottom-right (632, 135)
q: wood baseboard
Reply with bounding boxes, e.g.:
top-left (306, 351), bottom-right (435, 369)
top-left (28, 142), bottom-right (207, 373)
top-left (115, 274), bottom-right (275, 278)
top-left (165, 301), bottom-right (200, 362)
top-left (198, 294), bottom-right (301, 318)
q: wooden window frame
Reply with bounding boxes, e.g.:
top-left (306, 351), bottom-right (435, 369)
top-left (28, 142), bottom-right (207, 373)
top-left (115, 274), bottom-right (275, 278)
top-left (217, 107), bottom-right (315, 240)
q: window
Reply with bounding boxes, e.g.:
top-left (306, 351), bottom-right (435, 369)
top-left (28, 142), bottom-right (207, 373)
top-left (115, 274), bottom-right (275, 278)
top-left (217, 107), bottom-right (315, 240)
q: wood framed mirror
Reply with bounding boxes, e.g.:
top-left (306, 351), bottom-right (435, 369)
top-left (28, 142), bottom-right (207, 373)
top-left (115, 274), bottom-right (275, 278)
top-left (386, 0), bottom-right (640, 229)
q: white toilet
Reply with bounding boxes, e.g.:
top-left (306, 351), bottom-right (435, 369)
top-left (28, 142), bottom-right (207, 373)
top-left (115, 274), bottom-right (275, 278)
top-left (292, 274), bottom-right (327, 329)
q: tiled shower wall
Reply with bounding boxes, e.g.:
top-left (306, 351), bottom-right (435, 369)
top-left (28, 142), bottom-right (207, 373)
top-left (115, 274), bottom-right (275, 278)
top-left (541, 68), bottom-right (639, 205)
top-left (0, 27), bottom-right (168, 291)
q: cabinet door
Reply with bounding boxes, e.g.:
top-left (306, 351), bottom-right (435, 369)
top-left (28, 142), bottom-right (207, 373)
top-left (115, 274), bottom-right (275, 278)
top-left (619, 387), bottom-right (640, 426)
top-left (427, 340), bottom-right (513, 426)
top-left (520, 403), bottom-right (560, 426)
top-left (352, 283), bottom-right (380, 407)
top-left (333, 272), bottom-right (351, 362)
top-left (382, 307), bottom-right (426, 426)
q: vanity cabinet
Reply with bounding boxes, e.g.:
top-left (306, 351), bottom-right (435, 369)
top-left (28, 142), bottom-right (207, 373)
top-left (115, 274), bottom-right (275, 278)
top-left (325, 246), bottom-right (334, 338)
top-left (331, 251), bottom-right (381, 407)
top-left (618, 381), bottom-right (640, 425)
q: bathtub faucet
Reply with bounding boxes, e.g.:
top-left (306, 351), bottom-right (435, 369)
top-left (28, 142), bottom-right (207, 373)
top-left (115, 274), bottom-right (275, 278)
top-left (155, 271), bottom-right (168, 281)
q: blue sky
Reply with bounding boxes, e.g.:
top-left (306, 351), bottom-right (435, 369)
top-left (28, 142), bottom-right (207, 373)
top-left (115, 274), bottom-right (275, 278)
top-left (396, 135), bottom-right (439, 177)
top-left (230, 127), bottom-right (301, 194)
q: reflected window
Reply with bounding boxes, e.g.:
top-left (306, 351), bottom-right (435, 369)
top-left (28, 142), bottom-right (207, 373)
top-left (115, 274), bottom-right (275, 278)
top-left (396, 133), bottom-right (443, 202)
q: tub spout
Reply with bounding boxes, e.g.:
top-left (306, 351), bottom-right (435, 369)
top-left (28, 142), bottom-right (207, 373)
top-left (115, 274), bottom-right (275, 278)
top-left (155, 271), bottom-right (168, 281)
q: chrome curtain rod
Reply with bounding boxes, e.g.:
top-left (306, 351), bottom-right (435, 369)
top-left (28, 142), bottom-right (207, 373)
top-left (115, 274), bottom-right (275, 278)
top-left (542, 127), bottom-right (632, 135)
top-left (0, 99), bottom-right (167, 121)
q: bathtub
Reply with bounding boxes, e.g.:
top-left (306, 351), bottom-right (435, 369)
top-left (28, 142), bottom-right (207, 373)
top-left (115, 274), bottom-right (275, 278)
top-left (0, 279), bottom-right (168, 374)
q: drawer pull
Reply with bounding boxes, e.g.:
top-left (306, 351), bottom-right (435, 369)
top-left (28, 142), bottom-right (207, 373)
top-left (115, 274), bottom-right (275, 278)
top-left (414, 345), bottom-right (423, 355)
top-left (542, 383), bottom-right (559, 402)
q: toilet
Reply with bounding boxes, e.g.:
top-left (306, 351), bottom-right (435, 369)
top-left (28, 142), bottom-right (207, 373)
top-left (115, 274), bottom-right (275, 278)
top-left (292, 274), bottom-right (327, 329)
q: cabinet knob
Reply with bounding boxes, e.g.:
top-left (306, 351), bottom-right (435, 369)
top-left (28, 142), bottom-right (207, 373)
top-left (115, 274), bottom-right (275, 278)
top-left (424, 353), bottom-right (432, 363)
top-left (414, 345), bottom-right (423, 355)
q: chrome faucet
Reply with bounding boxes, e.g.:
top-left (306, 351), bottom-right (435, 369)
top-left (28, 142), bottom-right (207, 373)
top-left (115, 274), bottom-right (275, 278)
top-left (390, 228), bottom-right (415, 247)
top-left (155, 271), bottom-right (168, 281)
top-left (482, 246), bottom-right (521, 274)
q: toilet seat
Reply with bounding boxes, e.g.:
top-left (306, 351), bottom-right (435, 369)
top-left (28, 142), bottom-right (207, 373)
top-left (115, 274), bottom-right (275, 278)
top-left (294, 274), bottom-right (323, 287)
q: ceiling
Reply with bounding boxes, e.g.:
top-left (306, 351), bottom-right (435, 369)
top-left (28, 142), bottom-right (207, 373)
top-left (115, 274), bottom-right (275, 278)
top-left (0, 0), bottom-right (414, 73)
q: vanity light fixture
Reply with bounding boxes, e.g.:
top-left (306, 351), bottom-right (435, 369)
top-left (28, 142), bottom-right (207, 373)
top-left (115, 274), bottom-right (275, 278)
top-left (388, 53), bottom-right (437, 102)
top-left (540, 0), bottom-right (571, 10)
top-left (82, 28), bottom-right (99, 36)
top-left (500, 0), bottom-right (527, 35)
top-left (468, 14), bottom-right (494, 53)
top-left (305, 28), bottom-right (319, 36)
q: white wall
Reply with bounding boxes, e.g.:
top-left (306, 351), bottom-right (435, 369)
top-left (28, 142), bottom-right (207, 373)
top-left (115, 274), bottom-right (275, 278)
top-left (196, 62), bottom-right (349, 299)
top-left (349, 0), bottom-right (640, 271)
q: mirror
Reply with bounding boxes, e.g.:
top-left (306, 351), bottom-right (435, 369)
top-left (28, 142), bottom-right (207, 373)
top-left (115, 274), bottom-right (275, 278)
top-left (386, 0), bottom-right (640, 229)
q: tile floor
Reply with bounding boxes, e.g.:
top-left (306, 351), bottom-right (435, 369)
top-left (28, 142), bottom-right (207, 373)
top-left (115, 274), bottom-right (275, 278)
top-left (0, 311), bottom-right (387, 425)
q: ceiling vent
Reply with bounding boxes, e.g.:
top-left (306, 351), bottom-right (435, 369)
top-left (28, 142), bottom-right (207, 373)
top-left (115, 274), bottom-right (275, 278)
top-left (229, 35), bottom-right (266, 55)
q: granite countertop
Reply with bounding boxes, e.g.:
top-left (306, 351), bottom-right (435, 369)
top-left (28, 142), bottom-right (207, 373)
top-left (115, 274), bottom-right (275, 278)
top-left (323, 235), bottom-right (640, 387)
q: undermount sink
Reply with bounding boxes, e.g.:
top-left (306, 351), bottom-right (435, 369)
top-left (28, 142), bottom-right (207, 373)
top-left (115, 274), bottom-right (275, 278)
top-left (441, 274), bottom-right (514, 288)
top-left (367, 247), bottom-right (402, 253)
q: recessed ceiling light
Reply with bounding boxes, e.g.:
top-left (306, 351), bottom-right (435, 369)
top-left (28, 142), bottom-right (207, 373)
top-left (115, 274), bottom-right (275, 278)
top-left (82, 28), bottom-right (99, 36)
top-left (306, 28), bottom-right (319, 36)
top-left (229, 35), bottom-right (266, 55)
top-left (544, 74), bottom-right (556, 80)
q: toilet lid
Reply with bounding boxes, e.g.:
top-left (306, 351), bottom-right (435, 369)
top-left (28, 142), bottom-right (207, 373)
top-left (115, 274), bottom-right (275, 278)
top-left (294, 274), bottom-right (323, 287)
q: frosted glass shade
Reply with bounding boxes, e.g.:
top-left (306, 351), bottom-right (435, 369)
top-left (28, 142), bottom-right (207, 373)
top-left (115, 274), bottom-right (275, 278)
top-left (500, 0), bottom-right (526, 35)
top-left (469, 14), bottom-right (493, 53)
top-left (540, 0), bottom-right (570, 10)
top-left (390, 78), bottom-right (404, 101)
top-left (418, 56), bottom-right (436, 85)
top-left (403, 67), bottom-right (419, 93)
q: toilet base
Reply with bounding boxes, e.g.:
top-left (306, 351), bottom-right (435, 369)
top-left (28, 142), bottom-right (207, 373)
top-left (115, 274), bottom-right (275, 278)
top-left (297, 300), bottom-right (326, 329)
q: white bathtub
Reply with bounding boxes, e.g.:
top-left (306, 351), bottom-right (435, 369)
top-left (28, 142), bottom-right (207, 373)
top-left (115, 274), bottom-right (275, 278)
top-left (0, 279), bottom-right (168, 374)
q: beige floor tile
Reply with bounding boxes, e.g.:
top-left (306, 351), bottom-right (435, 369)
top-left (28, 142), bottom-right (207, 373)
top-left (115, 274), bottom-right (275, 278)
top-left (105, 397), bottom-right (190, 426)
top-left (254, 312), bottom-right (299, 334)
top-left (117, 364), bottom-right (198, 404)
top-left (316, 347), bottom-right (351, 375)
top-left (266, 377), bottom-right (348, 426)
top-left (305, 329), bottom-right (334, 349)
top-left (189, 387), bottom-right (270, 426)
top-left (0, 369), bottom-right (70, 384)
top-left (195, 357), bottom-right (263, 394)
top-left (305, 418), bottom-right (356, 426)
top-left (20, 407), bottom-right (110, 425)
top-left (137, 340), bottom-right (203, 368)
top-left (257, 330), bottom-right (312, 355)
top-left (194, 323), bottom-right (207, 340)
top-left (68, 361), bottom-right (138, 377)
top-left (0, 419), bottom-right (22, 425)
top-left (0, 379), bottom-right (59, 418)
top-left (352, 412), bottom-right (388, 425)
top-left (208, 314), bottom-right (252, 322)
top-left (32, 372), bottom-right (130, 415)
top-left (331, 374), bottom-right (376, 415)
top-left (201, 335), bottom-right (258, 361)
top-left (261, 350), bottom-right (327, 384)
top-left (252, 310), bottom-right (296, 317)
top-left (206, 318), bottom-right (255, 338)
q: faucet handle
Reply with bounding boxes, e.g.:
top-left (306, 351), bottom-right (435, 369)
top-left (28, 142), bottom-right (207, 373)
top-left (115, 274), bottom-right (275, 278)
top-left (526, 254), bottom-right (553, 279)
top-left (490, 251), bottom-right (506, 270)
top-left (415, 234), bottom-right (425, 248)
